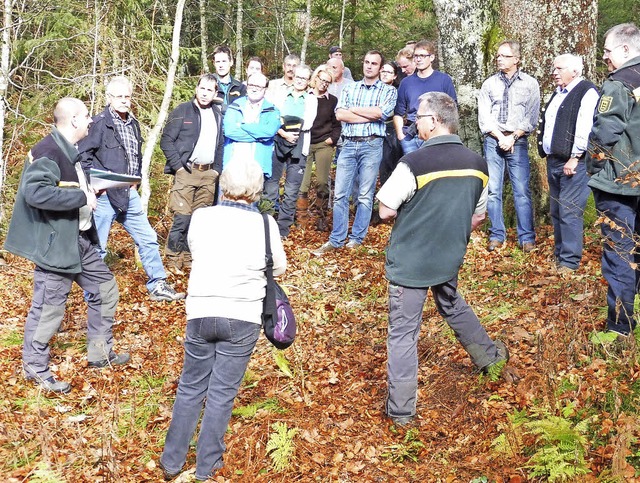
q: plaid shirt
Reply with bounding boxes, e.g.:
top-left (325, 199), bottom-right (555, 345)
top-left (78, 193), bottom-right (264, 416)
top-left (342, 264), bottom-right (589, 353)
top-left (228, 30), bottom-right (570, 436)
top-left (478, 70), bottom-right (540, 135)
top-left (337, 79), bottom-right (397, 138)
top-left (109, 106), bottom-right (141, 176)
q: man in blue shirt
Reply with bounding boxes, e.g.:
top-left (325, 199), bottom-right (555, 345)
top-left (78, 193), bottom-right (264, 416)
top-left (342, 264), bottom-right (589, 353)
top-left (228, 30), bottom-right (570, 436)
top-left (393, 39), bottom-right (457, 154)
top-left (314, 50), bottom-right (397, 255)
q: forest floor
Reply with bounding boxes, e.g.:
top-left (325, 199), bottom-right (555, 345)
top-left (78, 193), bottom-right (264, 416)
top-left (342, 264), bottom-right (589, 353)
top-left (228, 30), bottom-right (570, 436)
top-left (2, 207), bottom-right (640, 483)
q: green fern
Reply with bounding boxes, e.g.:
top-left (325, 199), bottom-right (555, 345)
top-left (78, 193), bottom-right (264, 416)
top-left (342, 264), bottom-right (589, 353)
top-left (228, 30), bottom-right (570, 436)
top-left (524, 415), bottom-right (590, 482)
top-left (381, 428), bottom-right (425, 463)
top-left (29, 462), bottom-right (65, 483)
top-left (273, 350), bottom-right (294, 378)
top-left (265, 422), bottom-right (298, 471)
top-left (232, 398), bottom-right (283, 419)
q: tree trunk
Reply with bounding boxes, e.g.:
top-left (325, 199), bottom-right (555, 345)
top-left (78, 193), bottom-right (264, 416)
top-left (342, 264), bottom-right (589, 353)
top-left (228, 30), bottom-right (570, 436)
top-left (339, 0), bottom-right (347, 48)
top-left (140, 0), bottom-right (186, 214)
top-left (0, 0), bottom-right (12, 227)
top-left (300, 0), bottom-right (311, 64)
top-left (200, 0), bottom-right (209, 72)
top-left (235, 0), bottom-right (243, 79)
top-left (432, 0), bottom-right (598, 225)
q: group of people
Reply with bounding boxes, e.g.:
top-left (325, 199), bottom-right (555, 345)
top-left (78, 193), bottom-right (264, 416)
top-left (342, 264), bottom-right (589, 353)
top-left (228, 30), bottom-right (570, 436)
top-left (4, 21), bottom-right (640, 481)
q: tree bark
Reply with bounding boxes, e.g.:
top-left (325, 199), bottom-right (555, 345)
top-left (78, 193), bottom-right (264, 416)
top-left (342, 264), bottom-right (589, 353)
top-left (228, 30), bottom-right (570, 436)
top-left (0, 0), bottom-right (12, 226)
top-left (300, 0), bottom-right (311, 64)
top-left (140, 0), bottom-right (186, 214)
top-left (235, 0), bottom-right (243, 79)
top-left (432, 0), bottom-right (598, 224)
top-left (200, 0), bottom-right (209, 72)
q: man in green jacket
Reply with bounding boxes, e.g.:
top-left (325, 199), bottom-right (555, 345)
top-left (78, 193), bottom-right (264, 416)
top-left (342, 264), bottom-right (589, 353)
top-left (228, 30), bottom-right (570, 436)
top-left (587, 23), bottom-right (640, 336)
top-left (4, 98), bottom-right (129, 393)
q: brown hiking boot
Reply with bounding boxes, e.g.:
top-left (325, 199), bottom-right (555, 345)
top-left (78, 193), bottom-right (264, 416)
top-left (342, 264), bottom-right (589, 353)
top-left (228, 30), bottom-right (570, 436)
top-left (296, 194), bottom-right (309, 228)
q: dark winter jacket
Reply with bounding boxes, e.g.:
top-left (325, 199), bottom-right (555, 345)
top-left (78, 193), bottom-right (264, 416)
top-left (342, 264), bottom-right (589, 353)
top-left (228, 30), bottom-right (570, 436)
top-left (160, 99), bottom-right (224, 175)
top-left (78, 107), bottom-right (143, 213)
top-left (4, 128), bottom-right (97, 274)
top-left (587, 56), bottom-right (640, 196)
top-left (215, 75), bottom-right (247, 114)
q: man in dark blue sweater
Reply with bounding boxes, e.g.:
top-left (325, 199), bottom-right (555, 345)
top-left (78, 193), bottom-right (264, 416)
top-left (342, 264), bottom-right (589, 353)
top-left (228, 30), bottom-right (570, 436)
top-left (393, 39), bottom-right (457, 155)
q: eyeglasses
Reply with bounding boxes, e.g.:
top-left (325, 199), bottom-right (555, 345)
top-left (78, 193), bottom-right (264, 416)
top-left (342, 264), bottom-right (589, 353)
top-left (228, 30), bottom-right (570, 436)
top-left (495, 54), bottom-right (514, 59)
top-left (247, 84), bottom-right (266, 90)
top-left (415, 113), bottom-right (436, 121)
top-left (380, 70), bottom-right (395, 75)
top-left (413, 53), bottom-right (432, 59)
top-left (317, 78), bottom-right (332, 84)
top-left (295, 75), bottom-right (310, 81)
top-left (603, 44), bottom-right (623, 55)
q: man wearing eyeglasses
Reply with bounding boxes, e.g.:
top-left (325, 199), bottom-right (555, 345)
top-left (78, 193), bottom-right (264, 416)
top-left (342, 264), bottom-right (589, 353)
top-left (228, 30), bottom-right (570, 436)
top-left (160, 74), bottom-right (224, 274)
top-left (393, 39), bottom-right (457, 155)
top-left (376, 92), bottom-right (508, 426)
top-left (264, 64), bottom-right (318, 238)
top-left (537, 54), bottom-right (598, 275)
top-left (223, 73), bottom-right (281, 177)
top-left (586, 23), bottom-right (640, 337)
top-left (478, 40), bottom-right (540, 253)
top-left (79, 76), bottom-right (185, 302)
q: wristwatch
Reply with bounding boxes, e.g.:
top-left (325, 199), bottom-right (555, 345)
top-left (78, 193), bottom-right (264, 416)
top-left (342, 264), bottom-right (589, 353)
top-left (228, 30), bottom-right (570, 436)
top-left (512, 133), bottom-right (519, 141)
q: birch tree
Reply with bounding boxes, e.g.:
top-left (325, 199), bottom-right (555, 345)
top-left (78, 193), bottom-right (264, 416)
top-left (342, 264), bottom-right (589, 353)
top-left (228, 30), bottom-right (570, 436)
top-left (300, 0), bottom-right (311, 63)
top-left (200, 0), bottom-right (209, 72)
top-left (235, 0), bottom-right (243, 79)
top-left (0, 0), bottom-right (12, 225)
top-left (140, 0), bottom-right (186, 213)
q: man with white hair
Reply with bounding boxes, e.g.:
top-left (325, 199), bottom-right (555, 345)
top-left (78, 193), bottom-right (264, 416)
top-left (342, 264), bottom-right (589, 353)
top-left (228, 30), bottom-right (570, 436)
top-left (587, 23), bottom-right (640, 336)
top-left (536, 53), bottom-right (598, 273)
top-left (79, 76), bottom-right (184, 302)
top-left (264, 64), bottom-right (318, 237)
top-left (5, 97), bottom-right (129, 393)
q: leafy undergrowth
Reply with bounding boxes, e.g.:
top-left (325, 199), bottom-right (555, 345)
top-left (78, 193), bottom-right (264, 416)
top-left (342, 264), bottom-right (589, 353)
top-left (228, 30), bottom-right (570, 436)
top-left (2, 214), bottom-right (640, 482)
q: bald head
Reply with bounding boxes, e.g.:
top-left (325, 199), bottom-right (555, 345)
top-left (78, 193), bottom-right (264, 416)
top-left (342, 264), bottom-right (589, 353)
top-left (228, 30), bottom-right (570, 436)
top-left (327, 57), bottom-right (344, 81)
top-left (53, 97), bottom-right (92, 144)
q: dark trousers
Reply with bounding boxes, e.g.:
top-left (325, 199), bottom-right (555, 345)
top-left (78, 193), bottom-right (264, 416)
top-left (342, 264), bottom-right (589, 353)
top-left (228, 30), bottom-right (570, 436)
top-left (547, 156), bottom-right (590, 269)
top-left (592, 188), bottom-right (640, 335)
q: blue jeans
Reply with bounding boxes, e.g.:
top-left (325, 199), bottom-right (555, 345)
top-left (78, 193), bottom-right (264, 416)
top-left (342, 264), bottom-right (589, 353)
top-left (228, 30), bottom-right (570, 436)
top-left (484, 136), bottom-right (535, 244)
top-left (161, 317), bottom-right (261, 480)
top-left (386, 277), bottom-right (499, 418)
top-left (547, 156), bottom-right (590, 269)
top-left (263, 152), bottom-right (307, 237)
top-left (592, 189), bottom-right (640, 335)
top-left (399, 135), bottom-right (422, 155)
top-left (329, 137), bottom-right (383, 246)
top-left (94, 188), bottom-right (166, 291)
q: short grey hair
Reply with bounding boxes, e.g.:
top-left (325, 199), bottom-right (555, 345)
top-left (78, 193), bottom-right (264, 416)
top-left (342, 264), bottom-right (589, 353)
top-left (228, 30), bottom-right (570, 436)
top-left (220, 158), bottom-right (264, 203)
top-left (555, 53), bottom-right (583, 76)
top-left (418, 92), bottom-right (459, 133)
top-left (605, 23), bottom-right (640, 54)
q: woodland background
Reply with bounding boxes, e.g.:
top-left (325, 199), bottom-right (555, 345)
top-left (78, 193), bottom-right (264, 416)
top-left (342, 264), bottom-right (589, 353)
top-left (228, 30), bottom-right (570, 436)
top-left (2, 0), bottom-right (640, 482)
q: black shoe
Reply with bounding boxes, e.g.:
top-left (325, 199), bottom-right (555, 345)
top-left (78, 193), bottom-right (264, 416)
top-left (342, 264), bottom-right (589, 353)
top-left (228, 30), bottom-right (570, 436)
top-left (482, 340), bottom-right (510, 374)
top-left (30, 376), bottom-right (71, 394)
top-left (88, 352), bottom-right (130, 368)
top-left (159, 461), bottom-right (181, 481)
